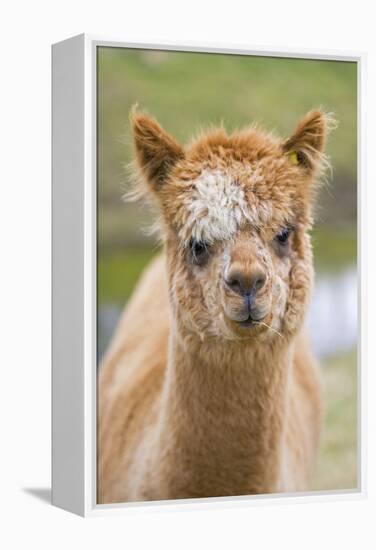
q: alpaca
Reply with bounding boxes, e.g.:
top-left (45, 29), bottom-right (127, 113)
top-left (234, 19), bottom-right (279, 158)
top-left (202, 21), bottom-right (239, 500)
top-left (98, 108), bottom-right (333, 504)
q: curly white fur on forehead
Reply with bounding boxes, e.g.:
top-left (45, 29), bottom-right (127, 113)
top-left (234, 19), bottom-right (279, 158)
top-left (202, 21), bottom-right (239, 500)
top-left (181, 169), bottom-right (269, 244)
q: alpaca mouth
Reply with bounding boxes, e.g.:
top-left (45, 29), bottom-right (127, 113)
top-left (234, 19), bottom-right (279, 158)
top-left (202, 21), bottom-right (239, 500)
top-left (236, 315), bottom-right (259, 328)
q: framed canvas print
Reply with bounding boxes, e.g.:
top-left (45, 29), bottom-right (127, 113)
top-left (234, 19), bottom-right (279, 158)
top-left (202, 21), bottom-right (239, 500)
top-left (52, 34), bottom-right (365, 516)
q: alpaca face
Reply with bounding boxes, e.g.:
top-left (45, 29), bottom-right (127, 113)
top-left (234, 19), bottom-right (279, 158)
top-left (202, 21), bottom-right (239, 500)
top-left (164, 165), bottom-right (313, 340)
top-left (131, 109), bottom-right (333, 341)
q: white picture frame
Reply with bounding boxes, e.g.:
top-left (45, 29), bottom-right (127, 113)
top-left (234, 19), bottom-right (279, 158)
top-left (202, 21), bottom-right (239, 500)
top-left (52, 33), bottom-right (366, 517)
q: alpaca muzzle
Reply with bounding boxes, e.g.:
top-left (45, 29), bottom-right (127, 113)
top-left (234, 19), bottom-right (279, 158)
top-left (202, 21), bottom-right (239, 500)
top-left (223, 290), bottom-right (269, 327)
top-left (223, 261), bottom-right (269, 326)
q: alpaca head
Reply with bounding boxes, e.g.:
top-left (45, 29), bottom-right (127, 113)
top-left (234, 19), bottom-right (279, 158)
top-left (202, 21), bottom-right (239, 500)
top-left (130, 109), bottom-right (334, 342)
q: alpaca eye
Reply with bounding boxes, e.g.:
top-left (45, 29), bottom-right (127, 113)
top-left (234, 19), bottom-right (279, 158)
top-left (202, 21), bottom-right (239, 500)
top-left (189, 239), bottom-right (210, 266)
top-left (275, 228), bottom-right (291, 245)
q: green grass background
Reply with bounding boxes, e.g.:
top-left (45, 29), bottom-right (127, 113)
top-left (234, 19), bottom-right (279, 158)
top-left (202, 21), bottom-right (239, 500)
top-left (98, 48), bottom-right (357, 253)
top-left (97, 47), bottom-right (358, 493)
top-left (314, 349), bottom-right (358, 491)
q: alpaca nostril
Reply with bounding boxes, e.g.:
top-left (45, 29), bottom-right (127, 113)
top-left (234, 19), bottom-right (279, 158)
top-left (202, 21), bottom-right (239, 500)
top-left (225, 270), bottom-right (266, 296)
top-left (225, 276), bottom-right (243, 295)
top-left (253, 274), bottom-right (266, 292)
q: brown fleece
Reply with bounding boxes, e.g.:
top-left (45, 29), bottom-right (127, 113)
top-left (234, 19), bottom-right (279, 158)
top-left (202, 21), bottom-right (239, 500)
top-left (97, 109), bottom-right (334, 503)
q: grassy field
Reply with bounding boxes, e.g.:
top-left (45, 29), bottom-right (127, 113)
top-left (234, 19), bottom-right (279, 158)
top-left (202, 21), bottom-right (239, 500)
top-left (97, 47), bottom-right (357, 252)
top-left (98, 247), bottom-right (157, 304)
top-left (313, 348), bottom-right (358, 491)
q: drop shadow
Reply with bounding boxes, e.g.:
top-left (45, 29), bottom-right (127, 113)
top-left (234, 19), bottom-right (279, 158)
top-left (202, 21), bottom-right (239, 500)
top-left (23, 487), bottom-right (51, 504)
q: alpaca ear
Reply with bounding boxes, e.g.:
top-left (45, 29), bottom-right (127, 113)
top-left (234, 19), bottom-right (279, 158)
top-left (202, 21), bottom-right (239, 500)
top-left (283, 110), bottom-right (335, 171)
top-left (131, 109), bottom-right (184, 191)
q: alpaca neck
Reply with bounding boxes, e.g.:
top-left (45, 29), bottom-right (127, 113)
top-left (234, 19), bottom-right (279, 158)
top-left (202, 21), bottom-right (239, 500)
top-left (153, 327), bottom-right (292, 498)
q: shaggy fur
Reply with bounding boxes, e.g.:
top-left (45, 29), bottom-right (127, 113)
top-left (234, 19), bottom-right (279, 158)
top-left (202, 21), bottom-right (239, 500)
top-left (98, 109), bottom-right (334, 504)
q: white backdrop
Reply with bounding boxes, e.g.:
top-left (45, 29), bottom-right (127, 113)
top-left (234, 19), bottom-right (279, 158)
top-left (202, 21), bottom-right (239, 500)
top-left (1, 1), bottom-right (375, 548)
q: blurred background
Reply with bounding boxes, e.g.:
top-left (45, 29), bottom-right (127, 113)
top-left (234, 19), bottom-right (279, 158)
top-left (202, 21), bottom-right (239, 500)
top-left (97, 47), bottom-right (357, 493)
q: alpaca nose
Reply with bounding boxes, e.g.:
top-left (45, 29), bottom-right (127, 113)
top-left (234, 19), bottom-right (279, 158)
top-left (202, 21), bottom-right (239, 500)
top-left (225, 269), bottom-right (266, 297)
